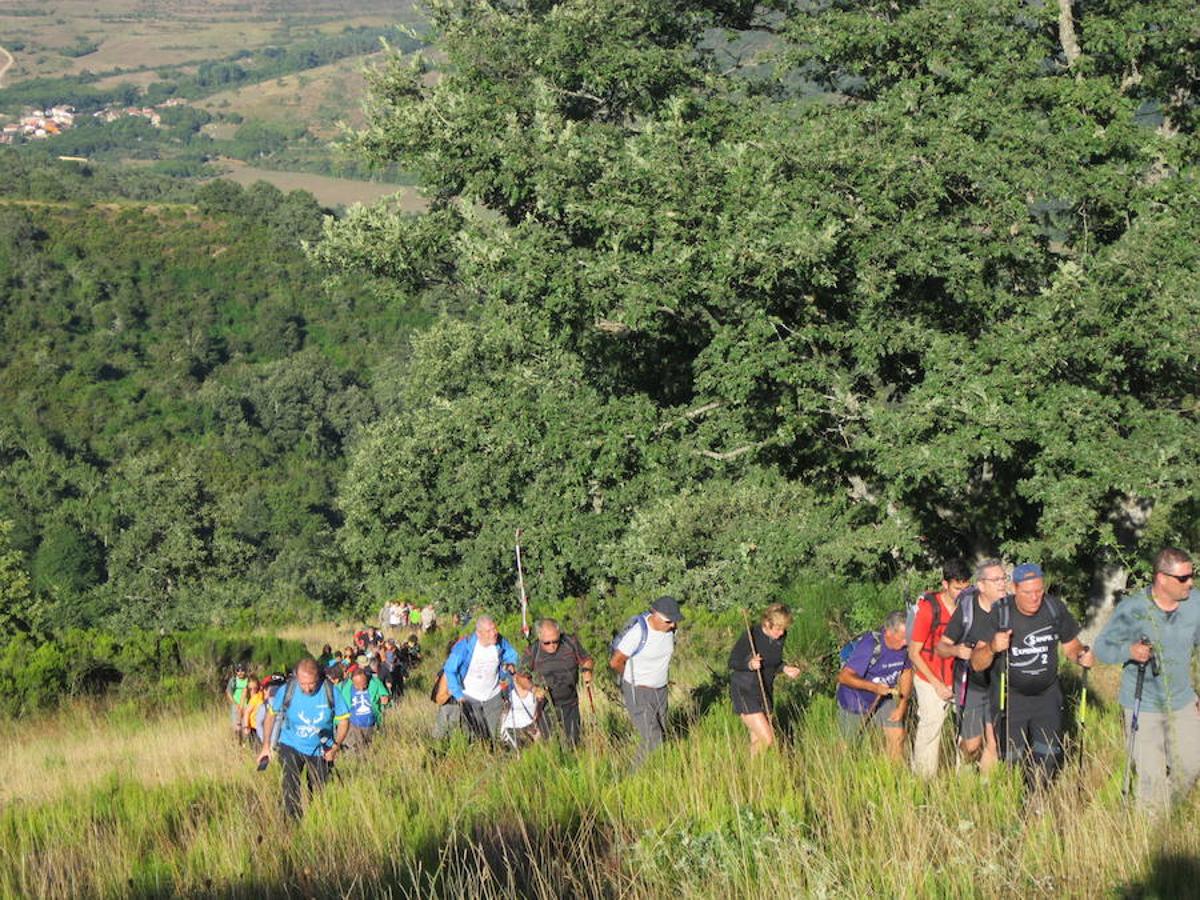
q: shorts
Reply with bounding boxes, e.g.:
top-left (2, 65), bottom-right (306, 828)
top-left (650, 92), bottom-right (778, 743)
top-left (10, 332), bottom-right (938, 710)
top-left (957, 682), bottom-right (993, 742)
top-left (731, 675), bottom-right (773, 716)
top-left (838, 698), bottom-right (903, 736)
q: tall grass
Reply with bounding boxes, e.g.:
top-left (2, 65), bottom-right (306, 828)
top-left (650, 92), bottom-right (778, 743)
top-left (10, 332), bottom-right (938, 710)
top-left (0, 623), bottom-right (1195, 898)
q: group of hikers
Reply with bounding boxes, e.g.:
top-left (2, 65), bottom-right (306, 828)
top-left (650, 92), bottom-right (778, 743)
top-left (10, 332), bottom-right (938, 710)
top-left (236, 547), bottom-right (1200, 822)
top-left (379, 600), bottom-right (438, 635)
top-left (226, 629), bottom-right (423, 818)
top-left (835, 548), bottom-right (1200, 816)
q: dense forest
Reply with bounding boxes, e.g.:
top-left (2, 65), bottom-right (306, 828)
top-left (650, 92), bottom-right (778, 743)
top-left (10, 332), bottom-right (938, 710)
top-left (2, 0), bottom-right (1199, 642)
top-left (0, 159), bottom-right (431, 632)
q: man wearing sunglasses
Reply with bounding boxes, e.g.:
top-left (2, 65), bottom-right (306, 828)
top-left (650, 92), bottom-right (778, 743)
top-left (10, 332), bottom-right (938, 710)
top-left (519, 618), bottom-right (594, 747)
top-left (1096, 547), bottom-right (1200, 814)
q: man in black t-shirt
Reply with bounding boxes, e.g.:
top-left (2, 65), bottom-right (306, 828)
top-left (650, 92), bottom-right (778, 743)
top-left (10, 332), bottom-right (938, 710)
top-left (519, 618), bottom-right (593, 747)
top-left (938, 558), bottom-right (1008, 773)
top-left (972, 562), bottom-right (1093, 787)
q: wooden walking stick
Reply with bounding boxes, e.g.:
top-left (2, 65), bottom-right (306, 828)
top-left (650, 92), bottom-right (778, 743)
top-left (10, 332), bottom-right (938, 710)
top-left (741, 608), bottom-right (772, 727)
top-left (515, 528), bottom-right (530, 640)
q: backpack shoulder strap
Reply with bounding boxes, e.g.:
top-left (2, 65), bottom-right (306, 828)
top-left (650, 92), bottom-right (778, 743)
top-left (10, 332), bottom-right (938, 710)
top-left (1044, 593), bottom-right (1061, 620)
top-left (565, 633), bottom-right (586, 666)
top-left (279, 678), bottom-right (297, 720)
top-left (614, 613), bottom-right (649, 656)
top-left (922, 592), bottom-right (941, 632)
top-left (873, 631), bottom-right (884, 669)
top-left (633, 614), bottom-right (649, 657)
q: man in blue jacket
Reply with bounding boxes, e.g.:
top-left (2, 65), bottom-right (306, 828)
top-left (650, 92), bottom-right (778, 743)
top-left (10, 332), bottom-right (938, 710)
top-left (443, 614), bottom-right (520, 743)
top-left (1096, 547), bottom-right (1200, 814)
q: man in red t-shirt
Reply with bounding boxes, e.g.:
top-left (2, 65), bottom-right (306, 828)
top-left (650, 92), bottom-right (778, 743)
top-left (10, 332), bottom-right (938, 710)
top-left (909, 560), bottom-right (972, 777)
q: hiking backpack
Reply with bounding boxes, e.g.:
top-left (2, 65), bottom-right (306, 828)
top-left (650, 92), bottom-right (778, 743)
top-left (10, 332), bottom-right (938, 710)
top-left (270, 676), bottom-right (336, 749)
top-left (839, 631), bottom-right (884, 675)
top-left (905, 591), bottom-right (944, 656)
top-left (609, 613), bottom-right (650, 658)
top-left (429, 634), bottom-right (470, 705)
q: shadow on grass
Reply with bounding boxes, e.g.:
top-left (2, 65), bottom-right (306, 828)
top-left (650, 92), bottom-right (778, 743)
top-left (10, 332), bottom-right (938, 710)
top-left (144, 818), bottom-right (622, 900)
top-left (1120, 852), bottom-right (1200, 899)
top-left (667, 664), bottom-right (729, 738)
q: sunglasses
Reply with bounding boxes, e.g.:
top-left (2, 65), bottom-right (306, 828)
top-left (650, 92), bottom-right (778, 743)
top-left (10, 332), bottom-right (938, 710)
top-left (540, 639), bottom-right (561, 646)
top-left (1161, 571), bottom-right (1195, 583)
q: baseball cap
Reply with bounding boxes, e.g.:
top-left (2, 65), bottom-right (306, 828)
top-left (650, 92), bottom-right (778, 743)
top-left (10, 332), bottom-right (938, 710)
top-left (1012, 563), bottom-right (1044, 584)
top-left (651, 595), bottom-right (684, 622)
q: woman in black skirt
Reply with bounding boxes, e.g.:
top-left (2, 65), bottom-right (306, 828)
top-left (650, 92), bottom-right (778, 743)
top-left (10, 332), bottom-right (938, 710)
top-left (729, 603), bottom-right (801, 754)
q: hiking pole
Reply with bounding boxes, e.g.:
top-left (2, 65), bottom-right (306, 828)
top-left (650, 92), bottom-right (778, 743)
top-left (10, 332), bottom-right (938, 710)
top-left (1121, 660), bottom-right (1149, 803)
top-left (999, 604), bottom-right (1012, 762)
top-left (1077, 645), bottom-right (1090, 771)
top-left (1121, 637), bottom-right (1158, 803)
top-left (953, 657), bottom-right (969, 756)
top-left (514, 528), bottom-right (530, 640)
top-left (741, 608), bottom-right (772, 728)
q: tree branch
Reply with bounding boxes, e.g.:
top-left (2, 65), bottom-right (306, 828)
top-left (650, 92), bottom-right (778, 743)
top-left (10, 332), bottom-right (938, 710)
top-left (692, 441), bottom-right (767, 462)
top-left (655, 402), bottom-right (722, 435)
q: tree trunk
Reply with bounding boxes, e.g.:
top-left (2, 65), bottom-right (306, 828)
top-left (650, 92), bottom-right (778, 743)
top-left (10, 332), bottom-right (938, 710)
top-left (1058, 0), bottom-right (1082, 68)
top-left (1081, 495), bottom-right (1152, 641)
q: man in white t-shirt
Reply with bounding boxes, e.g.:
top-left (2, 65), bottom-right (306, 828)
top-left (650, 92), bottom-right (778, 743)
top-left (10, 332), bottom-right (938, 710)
top-left (609, 596), bottom-right (683, 767)
top-left (443, 615), bottom-right (520, 743)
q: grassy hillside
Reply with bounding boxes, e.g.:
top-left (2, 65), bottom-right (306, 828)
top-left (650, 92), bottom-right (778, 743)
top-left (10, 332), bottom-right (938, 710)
top-left (210, 160), bottom-right (423, 209)
top-left (197, 55), bottom-right (374, 139)
top-left (0, 1), bottom-right (422, 194)
top-left (1, 616), bottom-right (1196, 898)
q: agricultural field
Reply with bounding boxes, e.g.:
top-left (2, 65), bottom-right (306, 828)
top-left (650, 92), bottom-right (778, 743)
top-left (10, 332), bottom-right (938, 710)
top-left (0, 0), bottom-right (421, 194)
top-left (0, 0), bottom-right (416, 83)
top-left (212, 158), bottom-right (424, 209)
top-left (198, 55), bottom-right (376, 139)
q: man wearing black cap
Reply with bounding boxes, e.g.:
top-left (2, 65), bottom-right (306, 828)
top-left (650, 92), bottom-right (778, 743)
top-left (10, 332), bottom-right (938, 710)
top-left (973, 562), bottom-right (1093, 786)
top-left (609, 596), bottom-right (682, 767)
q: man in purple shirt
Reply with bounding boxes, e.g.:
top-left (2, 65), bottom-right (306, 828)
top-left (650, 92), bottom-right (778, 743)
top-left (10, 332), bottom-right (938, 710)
top-left (836, 611), bottom-right (913, 760)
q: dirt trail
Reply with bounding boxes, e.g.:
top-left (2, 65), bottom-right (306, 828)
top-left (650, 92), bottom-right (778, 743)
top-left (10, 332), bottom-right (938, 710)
top-left (0, 47), bottom-right (13, 88)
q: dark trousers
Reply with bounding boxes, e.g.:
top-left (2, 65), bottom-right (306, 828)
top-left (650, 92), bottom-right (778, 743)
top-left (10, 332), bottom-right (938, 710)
top-left (999, 682), bottom-right (1063, 787)
top-left (542, 699), bottom-right (582, 747)
top-left (278, 742), bottom-right (332, 820)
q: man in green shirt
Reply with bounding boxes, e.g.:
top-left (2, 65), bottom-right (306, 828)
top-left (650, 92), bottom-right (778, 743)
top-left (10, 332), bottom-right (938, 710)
top-left (1095, 547), bottom-right (1200, 814)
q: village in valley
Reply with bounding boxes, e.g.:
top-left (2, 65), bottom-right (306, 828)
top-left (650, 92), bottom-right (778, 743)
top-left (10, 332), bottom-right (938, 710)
top-left (0, 98), bottom-right (191, 145)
